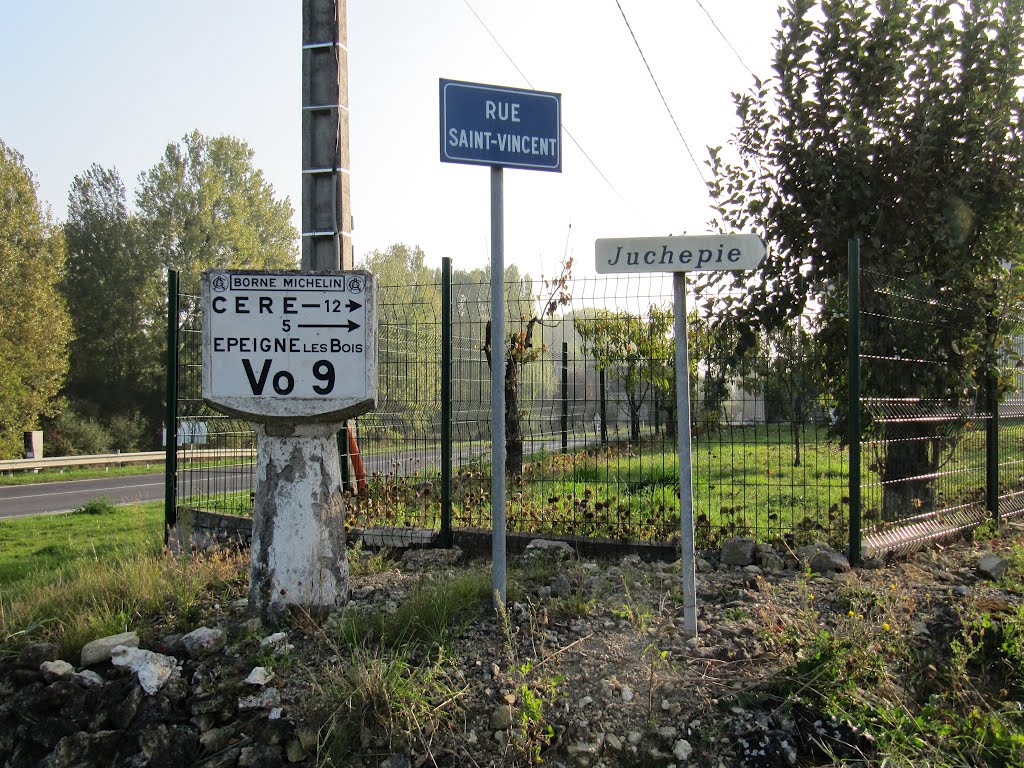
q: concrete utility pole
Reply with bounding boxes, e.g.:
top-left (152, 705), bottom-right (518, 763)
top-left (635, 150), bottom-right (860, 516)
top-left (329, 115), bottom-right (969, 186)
top-left (302, 0), bottom-right (359, 491)
top-left (302, 0), bottom-right (352, 271)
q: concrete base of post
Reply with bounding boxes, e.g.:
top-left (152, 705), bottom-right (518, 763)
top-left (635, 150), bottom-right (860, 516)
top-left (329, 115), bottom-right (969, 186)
top-left (249, 421), bottom-right (349, 622)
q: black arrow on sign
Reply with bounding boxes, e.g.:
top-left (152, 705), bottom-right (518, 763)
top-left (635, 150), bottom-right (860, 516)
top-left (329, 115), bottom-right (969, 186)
top-left (346, 300), bottom-right (362, 312)
top-left (298, 320), bottom-right (361, 331)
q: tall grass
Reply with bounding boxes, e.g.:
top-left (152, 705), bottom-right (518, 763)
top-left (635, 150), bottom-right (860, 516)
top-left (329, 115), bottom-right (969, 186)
top-left (0, 501), bottom-right (245, 657)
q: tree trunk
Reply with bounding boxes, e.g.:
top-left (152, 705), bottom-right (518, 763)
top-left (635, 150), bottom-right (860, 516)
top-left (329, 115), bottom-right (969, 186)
top-left (880, 438), bottom-right (935, 522)
top-left (629, 391), bottom-right (642, 444)
top-left (505, 356), bottom-right (524, 477)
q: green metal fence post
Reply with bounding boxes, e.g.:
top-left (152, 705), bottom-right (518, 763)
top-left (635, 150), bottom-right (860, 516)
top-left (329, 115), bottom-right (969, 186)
top-left (599, 368), bottom-right (608, 445)
top-left (440, 257), bottom-right (453, 547)
top-left (164, 270), bottom-right (180, 547)
top-left (848, 239), bottom-right (862, 566)
top-left (561, 342), bottom-right (569, 453)
top-left (986, 364), bottom-right (1000, 524)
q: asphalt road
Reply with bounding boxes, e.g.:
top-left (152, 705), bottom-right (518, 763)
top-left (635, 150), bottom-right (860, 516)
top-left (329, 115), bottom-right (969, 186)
top-left (0, 474), bottom-right (167, 520)
top-left (0, 436), bottom-right (598, 520)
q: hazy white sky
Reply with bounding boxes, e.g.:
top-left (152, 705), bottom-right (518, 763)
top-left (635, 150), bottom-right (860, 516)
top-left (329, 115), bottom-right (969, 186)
top-left (0, 1), bottom-right (779, 280)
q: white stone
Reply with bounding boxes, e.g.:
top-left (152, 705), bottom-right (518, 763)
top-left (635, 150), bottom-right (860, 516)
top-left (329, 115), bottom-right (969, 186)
top-left (72, 669), bottom-right (105, 688)
top-left (80, 631), bottom-right (139, 667)
top-left (268, 707), bottom-right (283, 720)
top-left (110, 645), bottom-right (181, 695)
top-left (239, 686), bottom-right (282, 711)
top-left (261, 632), bottom-right (289, 648)
top-left (620, 685), bottom-right (635, 703)
top-left (525, 538), bottom-right (576, 558)
top-left (245, 666), bottom-right (275, 686)
top-left (673, 738), bottom-right (693, 761)
top-left (40, 660), bottom-right (74, 681)
top-left (181, 626), bottom-right (227, 657)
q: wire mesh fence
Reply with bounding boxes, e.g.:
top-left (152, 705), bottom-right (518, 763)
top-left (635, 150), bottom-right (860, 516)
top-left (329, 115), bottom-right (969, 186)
top-left (173, 296), bottom-right (257, 517)
top-left (172, 265), bottom-right (849, 549)
top-left (856, 268), bottom-right (1024, 558)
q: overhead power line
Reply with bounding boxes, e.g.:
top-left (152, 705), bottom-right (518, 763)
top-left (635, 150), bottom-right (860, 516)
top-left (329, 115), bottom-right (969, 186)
top-left (461, 0), bottom-right (636, 213)
top-left (692, 0), bottom-right (756, 78)
top-left (614, 0), bottom-right (707, 186)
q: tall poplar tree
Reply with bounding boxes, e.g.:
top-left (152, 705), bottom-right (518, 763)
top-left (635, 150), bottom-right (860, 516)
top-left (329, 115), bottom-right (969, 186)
top-left (64, 165), bottom-right (160, 428)
top-left (0, 141), bottom-right (71, 459)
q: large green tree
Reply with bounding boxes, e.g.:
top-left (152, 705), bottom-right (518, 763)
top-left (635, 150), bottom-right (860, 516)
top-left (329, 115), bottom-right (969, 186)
top-left (0, 141), bottom-right (72, 459)
top-left (704, 0), bottom-right (1024, 517)
top-left (137, 131), bottom-right (298, 299)
top-left (63, 165), bottom-right (160, 432)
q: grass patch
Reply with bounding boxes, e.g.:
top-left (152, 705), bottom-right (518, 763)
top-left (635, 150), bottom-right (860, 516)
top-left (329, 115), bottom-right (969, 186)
top-left (0, 501), bottom-right (165, 596)
top-left (0, 499), bottom-right (248, 658)
top-left (335, 567), bottom-right (492, 648)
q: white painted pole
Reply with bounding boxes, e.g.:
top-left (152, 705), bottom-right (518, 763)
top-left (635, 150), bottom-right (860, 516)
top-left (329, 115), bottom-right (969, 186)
top-left (674, 272), bottom-right (698, 637)
top-left (490, 166), bottom-right (507, 607)
top-left (249, 421), bottom-right (349, 622)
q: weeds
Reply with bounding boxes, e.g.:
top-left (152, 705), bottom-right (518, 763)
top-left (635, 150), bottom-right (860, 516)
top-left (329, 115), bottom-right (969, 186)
top-left (752, 565), bottom-right (1024, 767)
top-left (71, 496), bottom-right (117, 515)
top-left (0, 547), bottom-right (245, 657)
top-left (311, 644), bottom-right (461, 763)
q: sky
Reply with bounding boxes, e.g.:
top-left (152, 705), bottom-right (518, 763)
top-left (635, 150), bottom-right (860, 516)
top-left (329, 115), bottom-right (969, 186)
top-left (0, 1), bottom-right (780, 281)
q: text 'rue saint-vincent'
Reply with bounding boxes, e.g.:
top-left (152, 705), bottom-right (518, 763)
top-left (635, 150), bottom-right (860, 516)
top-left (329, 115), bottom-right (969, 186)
top-left (446, 99), bottom-right (558, 158)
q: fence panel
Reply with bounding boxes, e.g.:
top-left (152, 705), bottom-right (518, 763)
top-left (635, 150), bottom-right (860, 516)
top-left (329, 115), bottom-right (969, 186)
top-left (174, 291), bottom-right (257, 517)
top-left (856, 268), bottom-right (1011, 558)
top-left (173, 269), bottom-right (846, 548)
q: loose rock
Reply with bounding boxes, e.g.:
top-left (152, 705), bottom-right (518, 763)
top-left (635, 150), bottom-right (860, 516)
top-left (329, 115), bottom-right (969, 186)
top-left (80, 631), bottom-right (139, 667)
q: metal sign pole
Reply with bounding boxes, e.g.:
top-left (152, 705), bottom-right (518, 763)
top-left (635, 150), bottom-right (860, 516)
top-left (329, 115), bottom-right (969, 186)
top-left (674, 272), bottom-right (698, 636)
top-left (490, 166), bottom-right (507, 607)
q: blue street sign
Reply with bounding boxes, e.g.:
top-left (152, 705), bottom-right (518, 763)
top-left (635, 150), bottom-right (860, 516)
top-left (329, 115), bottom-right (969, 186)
top-left (439, 78), bottom-right (562, 172)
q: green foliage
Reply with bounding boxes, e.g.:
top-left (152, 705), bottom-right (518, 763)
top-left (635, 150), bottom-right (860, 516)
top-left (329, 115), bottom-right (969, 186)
top-left (106, 410), bottom-right (149, 451)
top-left (575, 304), bottom-right (674, 443)
top-left (0, 140), bottom-right (72, 459)
top-left (312, 645), bottom-right (458, 762)
top-left (71, 496), bottom-right (117, 516)
top-left (335, 568), bottom-right (491, 649)
top-left (44, 406), bottom-right (113, 456)
top-left (63, 165), bottom-right (160, 433)
top-left (705, 0), bottom-right (1024, 519)
top-left (137, 131), bottom-right (298, 295)
top-left (358, 244), bottom-right (442, 436)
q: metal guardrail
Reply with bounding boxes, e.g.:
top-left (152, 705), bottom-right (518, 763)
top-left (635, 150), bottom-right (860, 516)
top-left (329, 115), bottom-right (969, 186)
top-left (0, 449), bottom-right (249, 473)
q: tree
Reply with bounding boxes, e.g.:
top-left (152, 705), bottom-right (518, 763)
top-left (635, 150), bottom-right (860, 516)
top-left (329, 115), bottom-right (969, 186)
top-left (759, 319), bottom-right (824, 466)
top-left (703, 0), bottom-right (1024, 517)
top-left (575, 304), bottom-right (674, 444)
top-left (484, 259), bottom-right (573, 476)
top-left (358, 243), bottom-right (442, 437)
top-left (137, 131), bottom-right (298, 301)
top-left (63, 165), bottom-right (161, 436)
top-left (0, 141), bottom-right (72, 459)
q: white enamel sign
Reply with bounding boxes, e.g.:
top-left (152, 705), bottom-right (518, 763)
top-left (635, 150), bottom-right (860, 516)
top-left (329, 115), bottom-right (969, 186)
top-left (595, 234), bottom-right (766, 274)
top-left (201, 270), bottom-right (377, 422)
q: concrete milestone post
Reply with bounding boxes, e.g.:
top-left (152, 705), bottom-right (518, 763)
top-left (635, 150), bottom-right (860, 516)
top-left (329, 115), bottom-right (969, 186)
top-left (202, 269), bottom-right (376, 621)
